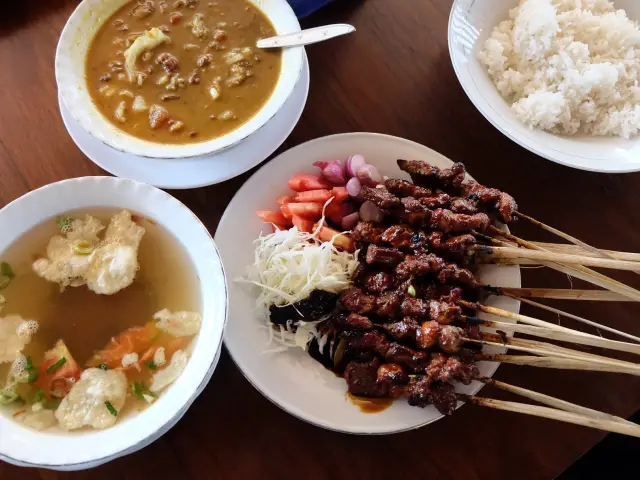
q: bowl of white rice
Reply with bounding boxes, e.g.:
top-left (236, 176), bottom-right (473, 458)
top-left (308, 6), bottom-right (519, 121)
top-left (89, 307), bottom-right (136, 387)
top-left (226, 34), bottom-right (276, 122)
top-left (449, 0), bottom-right (640, 172)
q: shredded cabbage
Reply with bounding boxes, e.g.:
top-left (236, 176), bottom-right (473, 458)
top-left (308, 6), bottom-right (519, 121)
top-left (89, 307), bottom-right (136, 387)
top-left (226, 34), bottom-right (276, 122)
top-left (240, 225), bottom-right (358, 353)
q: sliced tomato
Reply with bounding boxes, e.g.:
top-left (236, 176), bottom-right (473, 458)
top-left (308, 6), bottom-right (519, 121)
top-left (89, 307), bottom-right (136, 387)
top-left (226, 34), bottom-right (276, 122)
top-left (35, 340), bottom-right (82, 398)
top-left (280, 204), bottom-right (292, 220)
top-left (293, 189), bottom-right (333, 203)
top-left (256, 210), bottom-right (292, 227)
top-left (287, 202), bottom-right (324, 220)
top-left (314, 225), bottom-right (355, 252)
top-left (276, 195), bottom-right (295, 206)
top-left (288, 174), bottom-right (332, 192)
top-left (331, 187), bottom-right (349, 203)
top-left (86, 321), bottom-right (159, 369)
top-left (291, 215), bottom-right (315, 233)
top-left (140, 337), bottom-right (189, 365)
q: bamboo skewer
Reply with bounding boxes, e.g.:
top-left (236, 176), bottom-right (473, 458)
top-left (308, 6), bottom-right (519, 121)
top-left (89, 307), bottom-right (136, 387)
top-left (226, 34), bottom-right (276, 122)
top-left (476, 354), bottom-right (640, 376)
top-left (532, 243), bottom-right (640, 262)
top-left (478, 377), bottom-right (635, 426)
top-left (498, 287), bottom-right (633, 302)
top-left (515, 213), bottom-right (640, 279)
top-left (464, 396), bottom-right (640, 438)
top-left (465, 336), bottom-right (640, 374)
top-left (476, 318), bottom-right (640, 356)
top-left (483, 246), bottom-right (640, 272)
top-left (512, 296), bottom-right (640, 344)
top-left (486, 228), bottom-right (640, 302)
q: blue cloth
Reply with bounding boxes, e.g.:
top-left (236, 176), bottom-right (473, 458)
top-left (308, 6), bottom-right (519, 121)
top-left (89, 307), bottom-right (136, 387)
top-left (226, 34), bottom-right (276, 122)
top-left (288, 0), bottom-right (334, 18)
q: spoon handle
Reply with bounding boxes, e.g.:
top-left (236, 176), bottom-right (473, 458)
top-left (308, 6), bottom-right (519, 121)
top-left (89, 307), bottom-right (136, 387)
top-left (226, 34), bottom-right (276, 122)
top-left (257, 24), bottom-right (356, 49)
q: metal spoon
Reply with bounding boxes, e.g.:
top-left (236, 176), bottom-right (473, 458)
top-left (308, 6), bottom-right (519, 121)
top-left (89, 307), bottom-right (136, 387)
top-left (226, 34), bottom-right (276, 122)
top-left (256, 24), bottom-right (356, 49)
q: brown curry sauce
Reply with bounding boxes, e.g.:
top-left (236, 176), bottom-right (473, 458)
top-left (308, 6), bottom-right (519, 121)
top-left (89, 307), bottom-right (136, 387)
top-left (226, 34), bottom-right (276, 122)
top-left (86, 0), bottom-right (282, 144)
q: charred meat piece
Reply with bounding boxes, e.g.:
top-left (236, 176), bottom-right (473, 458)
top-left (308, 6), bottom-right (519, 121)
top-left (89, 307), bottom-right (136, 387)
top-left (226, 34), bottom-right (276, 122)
top-left (438, 325), bottom-right (465, 353)
top-left (437, 263), bottom-right (480, 288)
top-left (269, 290), bottom-right (338, 326)
top-left (377, 364), bottom-right (409, 398)
top-left (156, 52), bottom-right (180, 73)
top-left (438, 356), bottom-right (478, 385)
top-left (332, 313), bottom-right (374, 331)
top-left (439, 286), bottom-right (464, 304)
top-left (418, 193), bottom-right (451, 209)
top-left (401, 297), bottom-right (429, 317)
top-left (352, 221), bottom-right (384, 244)
top-left (497, 192), bottom-right (518, 224)
top-left (426, 353), bottom-right (448, 382)
top-left (381, 224), bottom-right (415, 249)
top-left (340, 287), bottom-right (376, 315)
top-left (376, 289), bottom-right (404, 319)
top-left (384, 317), bottom-right (419, 342)
top-left (463, 181), bottom-right (518, 223)
top-left (400, 197), bottom-right (431, 226)
top-left (398, 160), bottom-right (466, 190)
top-left (429, 301), bottom-right (462, 325)
top-left (450, 197), bottom-right (479, 214)
top-left (384, 179), bottom-right (433, 198)
top-left (407, 375), bottom-right (432, 408)
top-left (415, 320), bottom-right (440, 349)
top-left (366, 244), bottom-right (405, 268)
top-left (430, 209), bottom-right (490, 234)
top-left (362, 271), bottom-right (394, 294)
top-left (385, 343), bottom-right (429, 372)
top-left (360, 185), bottom-right (403, 210)
top-left (430, 383), bottom-right (458, 415)
top-left (396, 253), bottom-right (446, 280)
top-left (427, 232), bottom-right (477, 257)
top-left (344, 359), bottom-right (386, 397)
top-left (345, 330), bottom-right (391, 356)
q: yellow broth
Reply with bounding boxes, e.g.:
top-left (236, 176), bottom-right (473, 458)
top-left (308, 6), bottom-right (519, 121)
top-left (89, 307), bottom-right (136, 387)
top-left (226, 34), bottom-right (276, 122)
top-left (0, 209), bottom-right (201, 423)
top-left (86, 0), bottom-right (282, 144)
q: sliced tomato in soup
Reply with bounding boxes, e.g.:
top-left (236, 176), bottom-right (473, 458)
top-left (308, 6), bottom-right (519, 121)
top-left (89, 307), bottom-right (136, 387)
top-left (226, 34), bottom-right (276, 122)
top-left (86, 321), bottom-right (159, 369)
top-left (35, 340), bottom-right (82, 398)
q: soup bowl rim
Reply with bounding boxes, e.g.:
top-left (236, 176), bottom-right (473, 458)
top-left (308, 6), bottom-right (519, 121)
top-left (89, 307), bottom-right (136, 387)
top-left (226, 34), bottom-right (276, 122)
top-left (0, 176), bottom-right (227, 469)
top-left (56, 0), bottom-right (303, 159)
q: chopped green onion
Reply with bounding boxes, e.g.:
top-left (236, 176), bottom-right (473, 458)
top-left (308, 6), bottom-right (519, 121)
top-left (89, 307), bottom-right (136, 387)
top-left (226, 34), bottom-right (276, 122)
top-left (145, 361), bottom-right (157, 371)
top-left (72, 240), bottom-right (94, 256)
top-left (56, 216), bottom-right (73, 234)
top-left (407, 285), bottom-right (416, 297)
top-left (132, 382), bottom-right (156, 401)
top-left (43, 398), bottom-right (61, 410)
top-left (25, 357), bottom-right (39, 384)
top-left (32, 389), bottom-right (46, 404)
top-left (0, 386), bottom-right (19, 405)
top-left (104, 401), bottom-right (117, 416)
top-left (46, 357), bottom-right (67, 374)
top-left (98, 363), bottom-right (108, 371)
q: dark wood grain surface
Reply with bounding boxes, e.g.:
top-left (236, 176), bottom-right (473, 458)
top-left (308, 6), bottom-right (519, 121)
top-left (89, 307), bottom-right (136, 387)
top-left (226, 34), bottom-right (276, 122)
top-left (1, 0), bottom-right (640, 478)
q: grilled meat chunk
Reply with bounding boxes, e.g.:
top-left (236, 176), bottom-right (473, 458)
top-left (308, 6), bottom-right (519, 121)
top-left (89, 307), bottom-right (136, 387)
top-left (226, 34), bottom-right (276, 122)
top-left (398, 160), bottom-right (466, 190)
top-left (418, 193), bottom-right (451, 209)
top-left (430, 209), bottom-right (490, 234)
top-left (415, 320), bottom-right (440, 349)
top-left (384, 317), bottom-right (419, 342)
top-left (384, 179), bottom-right (433, 199)
top-left (375, 289), bottom-right (404, 319)
top-left (332, 313), bottom-right (374, 331)
top-left (438, 325), bottom-right (465, 353)
top-left (352, 221), bottom-right (384, 244)
top-left (366, 244), bottom-right (405, 268)
top-left (437, 263), bottom-right (480, 288)
top-left (381, 225), bottom-right (415, 249)
top-left (344, 359), bottom-right (385, 397)
top-left (362, 271), bottom-right (394, 294)
top-left (360, 185), bottom-right (403, 210)
top-left (385, 343), bottom-right (429, 372)
top-left (450, 197), bottom-right (479, 214)
top-left (376, 363), bottom-right (409, 398)
top-left (340, 288), bottom-right (376, 315)
top-left (396, 253), bottom-right (446, 280)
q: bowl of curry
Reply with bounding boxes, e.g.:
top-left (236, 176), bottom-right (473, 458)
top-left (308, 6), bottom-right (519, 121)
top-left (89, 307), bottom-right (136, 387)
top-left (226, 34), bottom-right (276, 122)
top-left (56, 0), bottom-right (303, 159)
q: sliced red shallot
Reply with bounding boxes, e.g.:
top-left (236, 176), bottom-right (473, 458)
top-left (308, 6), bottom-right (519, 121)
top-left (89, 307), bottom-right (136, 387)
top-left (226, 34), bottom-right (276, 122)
top-left (356, 164), bottom-right (382, 187)
top-left (313, 160), bottom-right (346, 185)
top-left (346, 177), bottom-right (362, 198)
top-left (345, 154), bottom-right (366, 178)
top-left (359, 201), bottom-right (384, 222)
top-left (341, 212), bottom-right (360, 230)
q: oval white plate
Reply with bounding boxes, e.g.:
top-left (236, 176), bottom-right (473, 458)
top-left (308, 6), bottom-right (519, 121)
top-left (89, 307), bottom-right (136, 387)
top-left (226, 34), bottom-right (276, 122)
top-left (59, 55), bottom-right (309, 189)
top-left (0, 177), bottom-right (227, 470)
top-left (449, 0), bottom-right (640, 173)
top-left (216, 133), bottom-right (520, 435)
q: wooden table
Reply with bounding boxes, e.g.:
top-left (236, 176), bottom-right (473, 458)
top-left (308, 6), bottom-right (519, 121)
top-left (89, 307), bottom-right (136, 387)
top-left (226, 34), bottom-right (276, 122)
top-left (1, 0), bottom-right (640, 478)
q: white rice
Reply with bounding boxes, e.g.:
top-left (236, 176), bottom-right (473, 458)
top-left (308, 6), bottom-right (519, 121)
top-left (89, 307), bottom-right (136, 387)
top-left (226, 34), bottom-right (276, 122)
top-left (479, 0), bottom-right (640, 138)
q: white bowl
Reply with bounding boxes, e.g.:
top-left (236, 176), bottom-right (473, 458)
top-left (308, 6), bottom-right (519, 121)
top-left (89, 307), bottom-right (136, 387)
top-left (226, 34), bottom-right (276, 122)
top-left (56, 0), bottom-right (303, 159)
top-left (216, 132), bottom-right (520, 435)
top-left (0, 177), bottom-right (227, 470)
top-left (449, 0), bottom-right (640, 173)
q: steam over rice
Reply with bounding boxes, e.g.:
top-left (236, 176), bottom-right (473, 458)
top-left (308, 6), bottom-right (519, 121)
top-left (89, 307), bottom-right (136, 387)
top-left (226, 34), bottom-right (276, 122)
top-left (479, 0), bottom-right (640, 138)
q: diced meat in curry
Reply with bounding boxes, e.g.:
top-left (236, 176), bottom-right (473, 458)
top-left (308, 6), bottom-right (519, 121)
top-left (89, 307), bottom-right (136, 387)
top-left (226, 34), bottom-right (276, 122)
top-left (86, 0), bottom-right (281, 144)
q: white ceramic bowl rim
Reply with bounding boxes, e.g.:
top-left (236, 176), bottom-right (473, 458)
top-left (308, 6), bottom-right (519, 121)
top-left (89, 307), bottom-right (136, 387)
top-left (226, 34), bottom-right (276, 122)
top-left (448, 0), bottom-right (640, 173)
top-left (56, 0), bottom-right (303, 159)
top-left (0, 177), bottom-right (228, 469)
